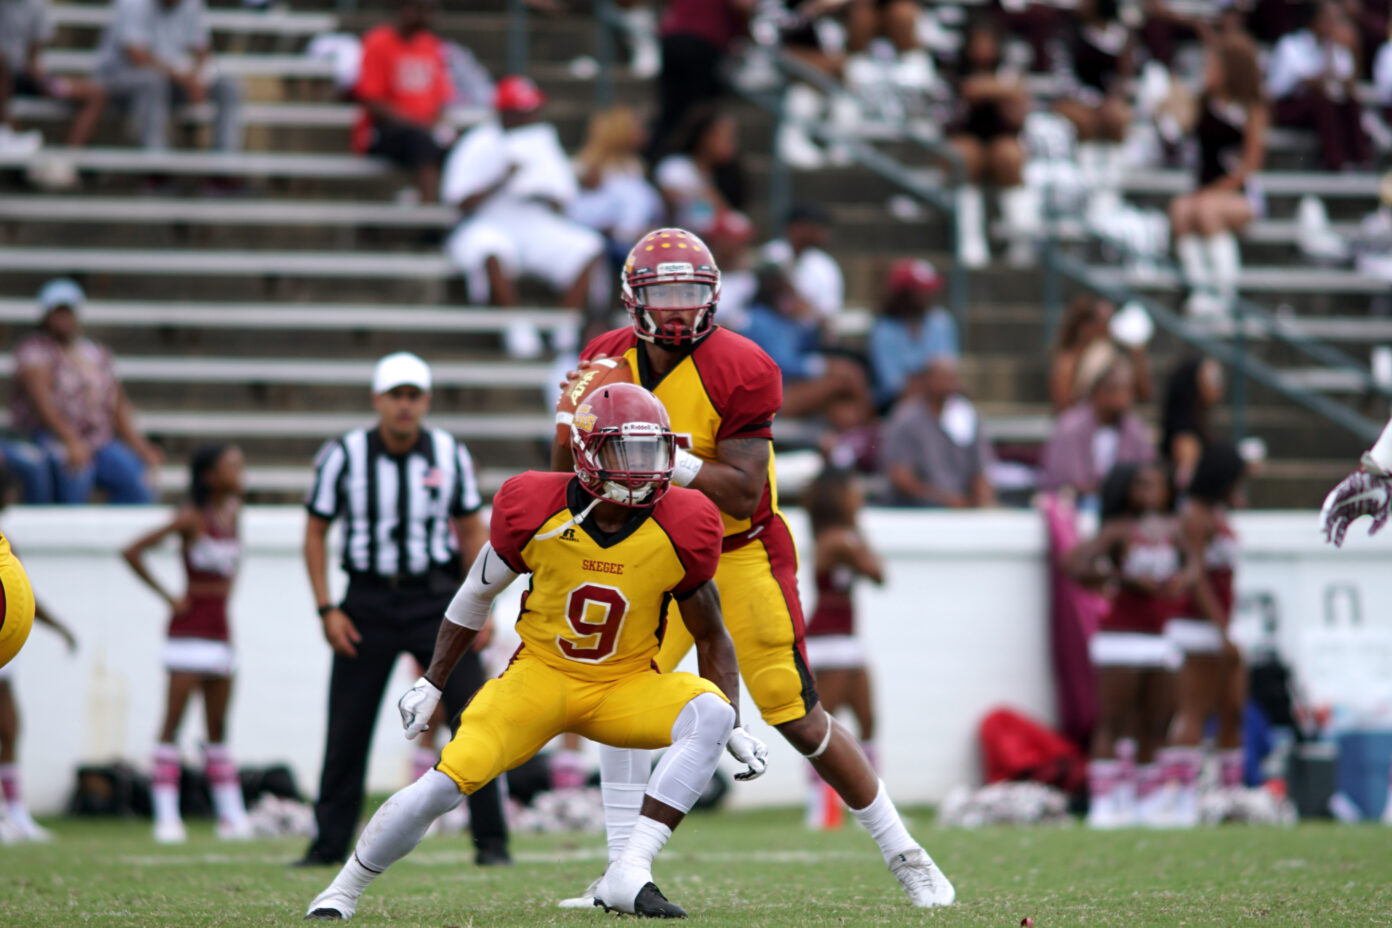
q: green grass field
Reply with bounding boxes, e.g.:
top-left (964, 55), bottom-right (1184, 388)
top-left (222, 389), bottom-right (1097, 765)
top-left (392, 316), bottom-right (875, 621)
top-left (2, 808), bottom-right (1389, 927)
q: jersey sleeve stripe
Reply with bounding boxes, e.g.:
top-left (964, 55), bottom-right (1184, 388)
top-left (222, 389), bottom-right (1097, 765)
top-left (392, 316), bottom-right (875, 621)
top-left (305, 438), bottom-right (348, 519)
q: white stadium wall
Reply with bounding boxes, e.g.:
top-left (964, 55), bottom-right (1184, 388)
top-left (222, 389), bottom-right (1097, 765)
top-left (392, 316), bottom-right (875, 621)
top-left (5, 506), bottom-right (1392, 816)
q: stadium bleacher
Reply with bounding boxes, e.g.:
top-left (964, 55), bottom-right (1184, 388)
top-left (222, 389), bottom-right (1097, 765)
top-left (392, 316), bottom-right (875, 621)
top-left (0, 0), bottom-right (1385, 508)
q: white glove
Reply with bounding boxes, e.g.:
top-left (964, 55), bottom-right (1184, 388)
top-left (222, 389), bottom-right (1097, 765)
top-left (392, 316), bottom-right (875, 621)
top-left (1320, 466), bottom-right (1392, 547)
top-left (398, 676), bottom-right (442, 740)
top-left (727, 726), bottom-right (769, 781)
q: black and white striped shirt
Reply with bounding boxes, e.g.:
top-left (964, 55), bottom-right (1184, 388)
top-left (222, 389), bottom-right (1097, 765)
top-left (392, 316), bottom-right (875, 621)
top-left (305, 427), bottom-right (482, 577)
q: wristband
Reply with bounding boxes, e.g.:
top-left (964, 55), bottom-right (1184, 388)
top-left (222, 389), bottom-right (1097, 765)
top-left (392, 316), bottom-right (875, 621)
top-left (672, 448), bottom-right (704, 488)
top-left (317, 604), bottom-right (336, 619)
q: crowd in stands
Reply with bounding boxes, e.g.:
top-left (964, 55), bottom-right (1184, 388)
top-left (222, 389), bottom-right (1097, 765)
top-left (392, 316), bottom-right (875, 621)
top-left (0, 0), bottom-right (1367, 509)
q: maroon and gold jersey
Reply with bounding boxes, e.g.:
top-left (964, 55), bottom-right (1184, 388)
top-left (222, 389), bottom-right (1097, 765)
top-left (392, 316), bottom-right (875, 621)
top-left (490, 471), bottom-right (723, 681)
top-left (580, 326), bottom-right (783, 546)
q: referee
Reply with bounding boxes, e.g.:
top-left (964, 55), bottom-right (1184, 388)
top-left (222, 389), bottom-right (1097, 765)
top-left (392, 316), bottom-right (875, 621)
top-left (296, 352), bottom-right (509, 867)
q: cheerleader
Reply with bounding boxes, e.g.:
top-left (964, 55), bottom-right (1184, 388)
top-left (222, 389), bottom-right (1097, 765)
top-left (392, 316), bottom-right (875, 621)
top-left (802, 470), bottom-right (884, 828)
top-left (1066, 462), bottom-right (1194, 827)
top-left (122, 445), bottom-right (251, 843)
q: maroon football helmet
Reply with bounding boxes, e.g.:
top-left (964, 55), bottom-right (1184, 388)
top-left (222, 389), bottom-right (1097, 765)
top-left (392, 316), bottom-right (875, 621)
top-left (621, 227), bottom-right (721, 349)
top-left (570, 382), bottom-right (679, 507)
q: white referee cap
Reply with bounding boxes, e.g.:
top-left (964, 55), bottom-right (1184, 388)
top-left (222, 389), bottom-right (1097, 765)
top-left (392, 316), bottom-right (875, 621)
top-left (372, 352), bottom-right (432, 394)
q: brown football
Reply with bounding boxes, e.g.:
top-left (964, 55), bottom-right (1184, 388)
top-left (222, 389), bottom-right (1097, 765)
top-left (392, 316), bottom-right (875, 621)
top-left (554, 355), bottom-right (634, 446)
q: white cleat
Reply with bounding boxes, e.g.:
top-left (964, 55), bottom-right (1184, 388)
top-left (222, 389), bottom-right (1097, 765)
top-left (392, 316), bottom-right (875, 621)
top-left (889, 847), bottom-right (956, 908)
top-left (556, 873), bottom-right (602, 909)
top-left (593, 862), bottom-right (687, 918)
top-left (153, 819), bottom-right (187, 845)
top-left (305, 886), bottom-right (357, 921)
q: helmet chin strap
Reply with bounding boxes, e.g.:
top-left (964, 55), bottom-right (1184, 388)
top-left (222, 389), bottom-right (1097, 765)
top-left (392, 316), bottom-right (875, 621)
top-left (533, 495), bottom-right (603, 541)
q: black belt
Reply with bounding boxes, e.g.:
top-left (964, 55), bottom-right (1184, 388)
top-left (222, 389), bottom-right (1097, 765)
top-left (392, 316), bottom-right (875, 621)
top-left (347, 569), bottom-right (454, 591)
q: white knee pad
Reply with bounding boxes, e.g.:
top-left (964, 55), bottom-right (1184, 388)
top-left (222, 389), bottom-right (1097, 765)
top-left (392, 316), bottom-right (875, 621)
top-left (355, 769), bottom-right (463, 872)
top-left (646, 693), bottom-right (734, 814)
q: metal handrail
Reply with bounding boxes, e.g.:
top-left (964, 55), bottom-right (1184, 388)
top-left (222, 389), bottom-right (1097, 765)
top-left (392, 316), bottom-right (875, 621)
top-left (590, 0), bottom-right (970, 326)
top-left (1051, 249), bottom-right (1387, 443)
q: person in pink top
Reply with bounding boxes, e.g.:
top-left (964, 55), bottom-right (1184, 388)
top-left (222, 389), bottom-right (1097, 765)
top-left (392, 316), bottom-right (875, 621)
top-left (122, 445), bottom-right (251, 844)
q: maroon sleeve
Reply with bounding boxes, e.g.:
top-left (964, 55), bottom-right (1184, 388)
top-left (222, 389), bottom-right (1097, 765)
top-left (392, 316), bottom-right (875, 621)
top-left (488, 473), bottom-right (565, 573)
top-left (578, 327), bottom-right (635, 364)
top-left (708, 337), bottom-right (782, 442)
top-left (663, 490), bottom-right (724, 597)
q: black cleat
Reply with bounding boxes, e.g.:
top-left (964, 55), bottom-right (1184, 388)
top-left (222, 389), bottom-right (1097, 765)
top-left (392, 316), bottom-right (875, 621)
top-left (292, 851), bottom-right (345, 868)
top-left (304, 908), bottom-right (346, 920)
top-left (594, 882), bottom-right (687, 918)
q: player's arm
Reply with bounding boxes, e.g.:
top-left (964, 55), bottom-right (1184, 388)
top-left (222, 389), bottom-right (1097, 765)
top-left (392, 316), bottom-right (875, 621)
top-left (121, 506), bottom-right (198, 612)
top-left (676, 580), bottom-right (741, 716)
top-left (680, 437), bottom-right (770, 521)
top-left (1321, 415), bottom-right (1392, 546)
top-left (400, 542), bottom-right (521, 738)
top-left (678, 580), bottom-right (769, 780)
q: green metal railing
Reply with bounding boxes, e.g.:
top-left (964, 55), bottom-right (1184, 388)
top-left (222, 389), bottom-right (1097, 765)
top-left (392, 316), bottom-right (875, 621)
top-left (590, 0), bottom-right (970, 328)
top-left (1045, 238), bottom-right (1390, 444)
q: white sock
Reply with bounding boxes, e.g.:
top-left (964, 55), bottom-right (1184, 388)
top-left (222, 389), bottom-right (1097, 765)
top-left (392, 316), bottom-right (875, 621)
top-left (205, 744), bottom-right (249, 825)
top-left (850, 780), bottom-right (919, 864)
top-left (599, 745), bottom-right (650, 863)
top-left (614, 815), bottom-right (671, 874)
top-left (646, 693), bottom-right (733, 815)
top-left (354, 769), bottom-right (464, 873)
top-left (1176, 234), bottom-right (1210, 289)
top-left (1205, 232), bottom-right (1241, 303)
top-left (152, 784), bottom-right (181, 825)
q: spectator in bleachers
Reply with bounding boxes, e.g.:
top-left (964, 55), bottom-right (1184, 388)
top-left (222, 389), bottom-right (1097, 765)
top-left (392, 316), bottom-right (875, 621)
top-left (845, 0), bottom-right (935, 91)
top-left (868, 258), bottom-right (958, 410)
top-left (948, 17), bottom-right (1033, 268)
top-left (1049, 295), bottom-right (1153, 413)
top-left (1171, 34), bottom-right (1266, 317)
top-left (94, 0), bottom-right (243, 153)
top-left (654, 106), bottom-right (748, 239)
top-left (881, 355), bottom-right (997, 508)
top-left (1266, 1), bottom-right (1370, 171)
top-left (1161, 355), bottom-right (1225, 493)
top-left (9, 279), bottom-right (163, 504)
top-left (353, 0), bottom-right (455, 204)
top-left (1052, 0), bottom-right (1133, 198)
top-left (0, 0), bottom-right (107, 154)
top-left (442, 76), bottom-right (603, 358)
top-left (651, 0), bottom-right (752, 160)
top-left (1040, 357), bottom-right (1154, 501)
top-left (705, 208), bottom-right (758, 331)
top-left (761, 202), bottom-right (845, 324)
top-left (569, 105), bottom-right (664, 263)
top-left (741, 262), bottom-right (874, 421)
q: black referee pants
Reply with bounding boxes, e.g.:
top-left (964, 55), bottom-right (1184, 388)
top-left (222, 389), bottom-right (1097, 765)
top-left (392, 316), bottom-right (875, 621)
top-left (306, 577), bottom-right (508, 863)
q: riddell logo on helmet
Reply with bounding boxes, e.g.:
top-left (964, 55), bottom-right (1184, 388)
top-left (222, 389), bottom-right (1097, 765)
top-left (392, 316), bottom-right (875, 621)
top-left (574, 403), bottom-right (597, 432)
top-left (655, 262), bottom-right (694, 275)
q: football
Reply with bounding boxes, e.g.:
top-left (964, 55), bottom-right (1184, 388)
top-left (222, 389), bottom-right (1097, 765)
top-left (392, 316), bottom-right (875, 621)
top-left (554, 356), bottom-right (635, 446)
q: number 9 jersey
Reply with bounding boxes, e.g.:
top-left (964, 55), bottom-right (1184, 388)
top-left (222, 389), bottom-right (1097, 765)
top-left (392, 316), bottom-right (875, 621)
top-left (489, 471), bottom-right (724, 679)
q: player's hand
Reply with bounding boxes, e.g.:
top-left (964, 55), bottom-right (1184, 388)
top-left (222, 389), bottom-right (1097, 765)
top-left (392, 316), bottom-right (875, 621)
top-left (727, 726), bottom-right (769, 781)
top-left (321, 608), bottom-right (361, 657)
top-left (557, 357), bottom-right (604, 392)
top-left (1320, 468), bottom-right (1392, 547)
top-left (399, 676), bottom-right (443, 740)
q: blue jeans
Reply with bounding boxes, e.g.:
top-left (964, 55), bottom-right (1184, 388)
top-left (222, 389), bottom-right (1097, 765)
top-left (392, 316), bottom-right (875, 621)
top-left (36, 435), bottom-right (154, 504)
top-left (0, 439), bottom-right (54, 503)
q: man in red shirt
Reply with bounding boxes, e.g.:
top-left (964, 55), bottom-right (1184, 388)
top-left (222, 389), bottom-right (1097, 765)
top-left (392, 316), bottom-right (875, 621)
top-left (354, 0), bottom-right (453, 202)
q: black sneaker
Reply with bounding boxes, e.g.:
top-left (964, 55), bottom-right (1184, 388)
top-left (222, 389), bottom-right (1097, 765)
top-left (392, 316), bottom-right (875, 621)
top-left (594, 882), bottom-right (687, 919)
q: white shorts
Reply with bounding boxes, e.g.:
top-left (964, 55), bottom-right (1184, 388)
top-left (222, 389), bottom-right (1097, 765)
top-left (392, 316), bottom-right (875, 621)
top-left (447, 200), bottom-right (604, 304)
top-left (163, 638), bottom-right (236, 676)
top-left (1089, 631), bottom-right (1181, 670)
top-left (804, 634), bottom-right (867, 671)
top-left (1165, 618), bottom-right (1225, 656)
